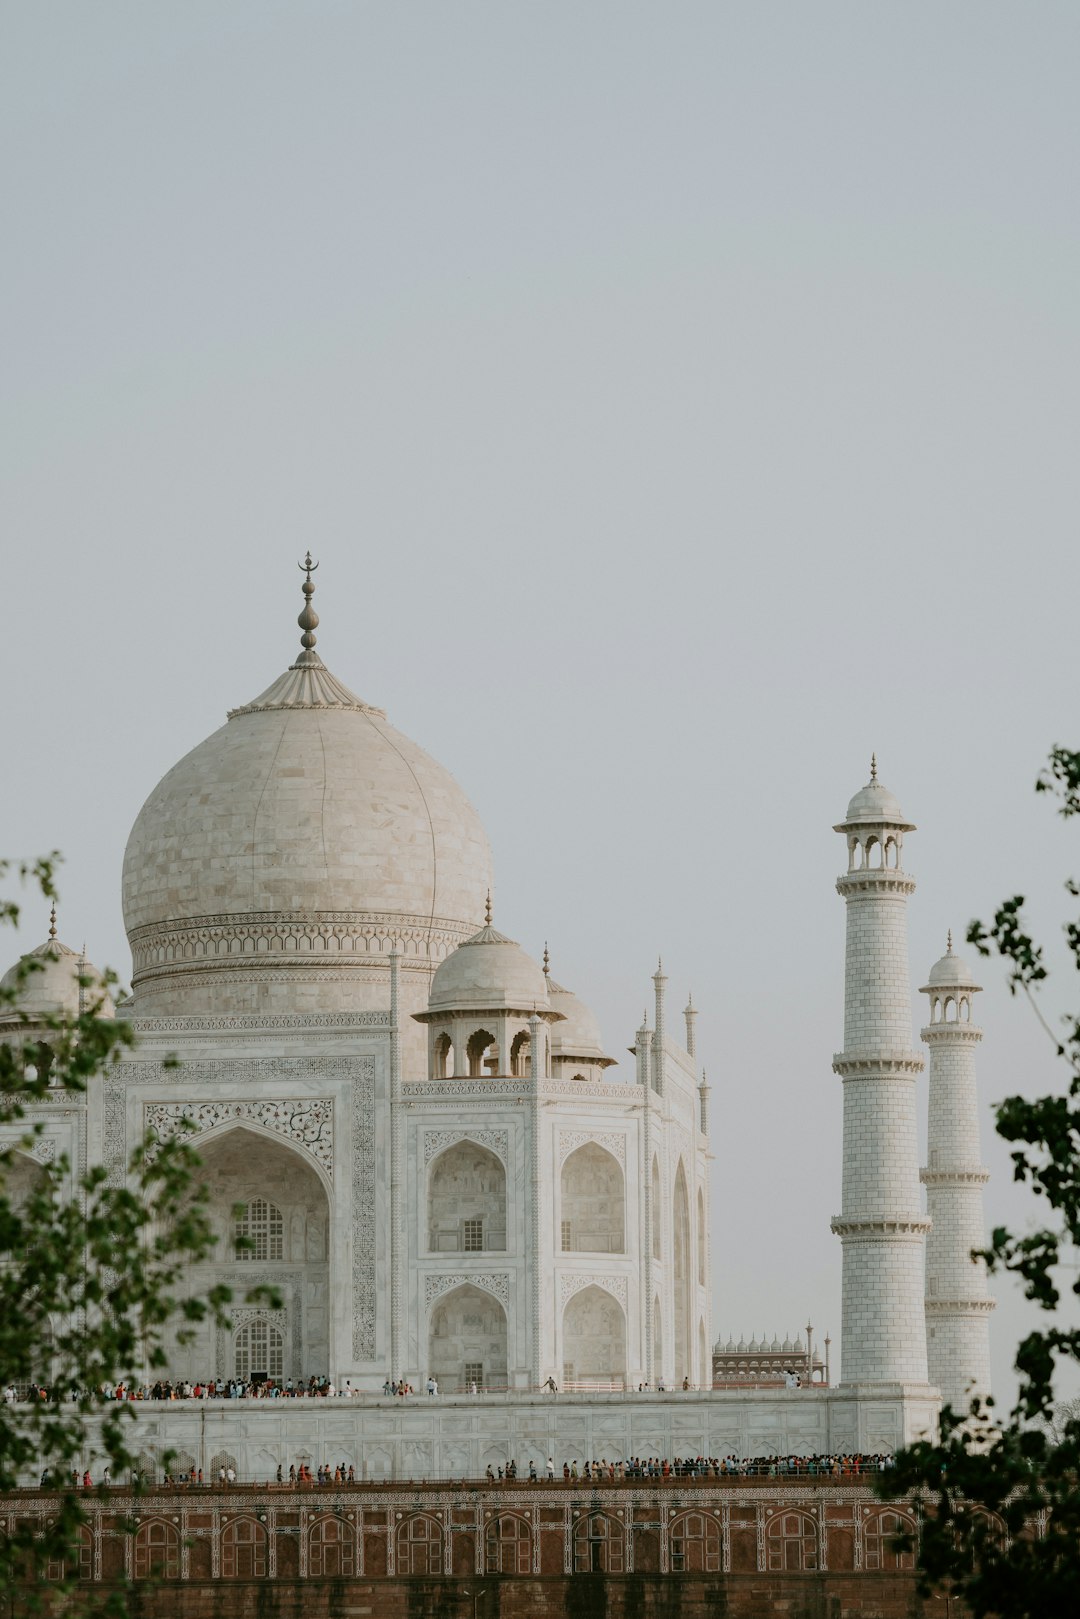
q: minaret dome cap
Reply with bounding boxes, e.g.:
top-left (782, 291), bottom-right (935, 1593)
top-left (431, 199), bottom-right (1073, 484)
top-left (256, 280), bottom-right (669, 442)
top-left (923, 935), bottom-right (982, 993)
top-left (836, 759), bottom-right (914, 831)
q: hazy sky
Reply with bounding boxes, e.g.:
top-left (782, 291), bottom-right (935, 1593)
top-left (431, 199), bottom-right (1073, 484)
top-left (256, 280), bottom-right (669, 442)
top-left (3, 3), bottom-right (1079, 1410)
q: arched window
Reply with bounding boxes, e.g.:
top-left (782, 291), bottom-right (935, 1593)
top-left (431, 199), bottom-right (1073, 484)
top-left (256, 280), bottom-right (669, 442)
top-left (428, 1284), bottom-right (508, 1392)
top-left (562, 1286), bottom-right (626, 1387)
top-left (434, 1033), bottom-right (454, 1078)
top-left (864, 1509), bottom-right (915, 1571)
top-left (673, 1162), bottom-right (691, 1379)
top-left (573, 1512), bottom-right (625, 1573)
top-left (310, 1516), bottom-right (355, 1577)
top-left (221, 1518), bottom-right (267, 1579)
top-left (397, 1515), bottom-right (442, 1575)
top-left (510, 1030), bottom-right (531, 1077)
top-left (765, 1511), bottom-right (816, 1571)
top-left (234, 1198), bottom-right (284, 1261)
top-left (467, 1029), bottom-right (498, 1077)
top-left (670, 1511), bottom-right (721, 1572)
top-left (486, 1514), bottom-right (532, 1573)
top-left (651, 1158), bottom-right (661, 1259)
top-left (133, 1520), bottom-right (180, 1582)
top-left (696, 1187), bottom-right (706, 1285)
top-left (428, 1141), bottom-right (506, 1253)
top-left (234, 1319), bottom-right (284, 1381)
top-left (209, 1450), bottom-right (236, 1482)
top-left (74, 1526), bottom-right (93, 1581)
top-left (561, 1143), bottom-right (624, 1253)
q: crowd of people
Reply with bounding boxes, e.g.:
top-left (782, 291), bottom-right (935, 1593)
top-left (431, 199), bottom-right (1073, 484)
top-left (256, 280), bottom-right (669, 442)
top-left (44, 1452), bottom-right (894, 1489)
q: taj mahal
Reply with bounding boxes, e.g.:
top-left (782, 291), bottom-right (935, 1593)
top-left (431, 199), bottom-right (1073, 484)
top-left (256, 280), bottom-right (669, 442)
top-left (1, 559), bottom-right (994, 1478)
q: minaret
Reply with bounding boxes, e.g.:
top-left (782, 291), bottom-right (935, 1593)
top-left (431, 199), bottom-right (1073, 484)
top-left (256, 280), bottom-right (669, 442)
top-left (920, 935), bottom-right (994, 1410)
top-left (832, 759), bottom-right (930, 1384)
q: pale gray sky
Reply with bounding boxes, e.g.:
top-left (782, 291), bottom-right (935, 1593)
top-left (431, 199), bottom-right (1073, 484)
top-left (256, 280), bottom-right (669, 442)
top-left (3, 2), bottom-right (1079, 1410)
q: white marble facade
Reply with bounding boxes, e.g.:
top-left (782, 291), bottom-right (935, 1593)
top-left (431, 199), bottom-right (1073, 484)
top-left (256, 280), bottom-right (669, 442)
top-left (2, 569), bottom-right (993, 1460)
top-left (4, 568), bottom-right (709, 1399)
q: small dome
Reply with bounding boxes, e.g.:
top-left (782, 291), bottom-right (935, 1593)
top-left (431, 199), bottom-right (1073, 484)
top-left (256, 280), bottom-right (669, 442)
top-left (837, 758), bottom-right (914, 830)
top-left (423, 923), bottom-right (555, 1018)
top-left (0, 934), bottom-right (114, 1023)
top-left (771, 1336), bottom-right (783, 1352)
top-left (924, 935), bottom-right (981, 992)
top-left (782, 1337), bottom-right (795, 1354)
top-left (547, 977), bottom-right (616, 1067)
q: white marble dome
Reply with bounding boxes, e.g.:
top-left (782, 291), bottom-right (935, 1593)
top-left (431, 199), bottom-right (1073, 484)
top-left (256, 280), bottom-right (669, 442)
top-left (426, 923), bottom-right (553, 1017)
top-left (925, 938), bottom-right (981, 990)
top-left (547, 977), bottom-right (615, 1066)
top-left (0, 931), bottom-right (114, 1023)
top-left (122, 610), bottom-right (493, 1016)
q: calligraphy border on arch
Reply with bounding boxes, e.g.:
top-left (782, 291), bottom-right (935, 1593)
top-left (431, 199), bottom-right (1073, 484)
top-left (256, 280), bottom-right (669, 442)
top-left (103, 1057), bottom-right (377, 1360)
top-left (422, 1129), bottom-right (508, 1167)
top-left (144, 1098), bottom-right (334, 1179)
top-left (558, 1273), bottom-right (628, 1310)
top-left (558, 1130), bottom-right (626, 1167)
top-left (423, 1272), bottom-right (510, 1310)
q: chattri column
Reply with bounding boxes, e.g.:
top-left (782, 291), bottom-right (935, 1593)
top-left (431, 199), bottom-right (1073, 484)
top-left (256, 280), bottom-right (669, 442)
top-left (920, 937), bottom-right (994, 1410)
top-left (832, 760), bottom-right (930, 1385)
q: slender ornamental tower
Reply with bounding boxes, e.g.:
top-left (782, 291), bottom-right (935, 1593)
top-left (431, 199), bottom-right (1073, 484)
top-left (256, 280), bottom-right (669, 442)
top-left (832, 761), bottom-right (931, 1385)
top-left (920, 937), bottom-right (994, 1409)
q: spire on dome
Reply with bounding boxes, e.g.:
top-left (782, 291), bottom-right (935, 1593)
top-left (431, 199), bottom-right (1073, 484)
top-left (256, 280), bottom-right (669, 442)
top-left (870, 752), bottom-right (878, 783)
top-left (485, 890), bottom-right (493, 925)
top-left (297, 551), bottom-right (320, 660)
top-left (947, 928), bottom-right (953, 952)
top-left (542, 942), bottom-right (550, 976)
top-left (48, 904), bottom-right (57, 941)
top-left (227, 556), bottom-right (382, 718)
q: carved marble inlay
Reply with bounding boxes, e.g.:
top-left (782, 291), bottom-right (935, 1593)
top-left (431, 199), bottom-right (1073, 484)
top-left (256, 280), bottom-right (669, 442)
top-left (422, 1129), bottom-right (508, 1167)
top-left (423, 1272), bottom-right (510, 1309)
top-left (558, 1273), bottom-right (627, 1310)
top-left (558, 1130), bottom-right (625, 1167)
top-left (144, 1098), bottom-right (334, 1178)
top-left (29, 1138), bottom-right (56, 1164)
top-left (104, 1057), bottom-right (377, 1360)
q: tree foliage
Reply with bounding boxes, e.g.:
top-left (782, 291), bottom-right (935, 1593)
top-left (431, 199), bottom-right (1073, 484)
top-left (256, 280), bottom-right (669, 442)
top-left (0, 857), bottom-right (239, 1613)
top-left (885, 748), bottom-right (1080, 1617)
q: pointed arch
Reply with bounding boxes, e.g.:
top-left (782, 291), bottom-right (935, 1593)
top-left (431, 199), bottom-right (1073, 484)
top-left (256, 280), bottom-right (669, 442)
top-left (560, 1142), bottom-right (624, 1253)
top-left (428, 1283), bottom-right (507, 1391)
top-left (221, 1517), bottom-right (267, 1579)
top-left (428, 1140), bottom-right (506, 1253)
top-left (133, 1519), bottom-right (180, 1582)
top-left (562, 1285), bottom-right (626, 1386)
top-left (670, 1511), bottom-right (721, 1572)
top-left (573, 1511), bottom-right (625, 1573)
top-left (651, 1157), bottom-right (661, 1259)
top-left (673, 1160), bottom-right (692, 1380)
top-left (397, 1513), bottom-right (443, 1575)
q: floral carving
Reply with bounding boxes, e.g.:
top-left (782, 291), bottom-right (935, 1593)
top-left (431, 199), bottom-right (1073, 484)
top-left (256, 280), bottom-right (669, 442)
top-left (558, 1273), bottom-right (627, 1310)
top-left (423, 1273), bottom-right (510, 1310)
top-left (558, 1130), bottom-right (626, 1167)
top-left (144, 1098), bottom-right (334, 1178)
top-left (422, 1129), bottom-right (508, 1167)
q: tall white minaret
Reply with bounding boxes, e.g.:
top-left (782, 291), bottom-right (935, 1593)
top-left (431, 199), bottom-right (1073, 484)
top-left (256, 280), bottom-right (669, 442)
top-left (832, 760), bottom-right (931, 1385)
top-left (920, 936), bottom-right (994, 1410)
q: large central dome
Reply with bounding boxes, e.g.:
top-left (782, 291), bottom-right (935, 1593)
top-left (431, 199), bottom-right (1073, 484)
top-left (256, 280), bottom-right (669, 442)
top-left (122, 561), bottom-right (493, 1018)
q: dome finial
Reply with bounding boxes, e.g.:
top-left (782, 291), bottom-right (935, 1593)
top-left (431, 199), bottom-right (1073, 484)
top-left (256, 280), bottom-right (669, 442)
top-left (947, 928), bottom-right (953, 953)
top-left (48, 904), bottom-right (57, 941)
top-left (297, 552), bottom-right (320, 656)
top-left (485, 889), bottom-right (493, 925)
top-left (542, 941), bottom-right (550, 976)
top-left (870, 752), bottom-right (878, 783)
